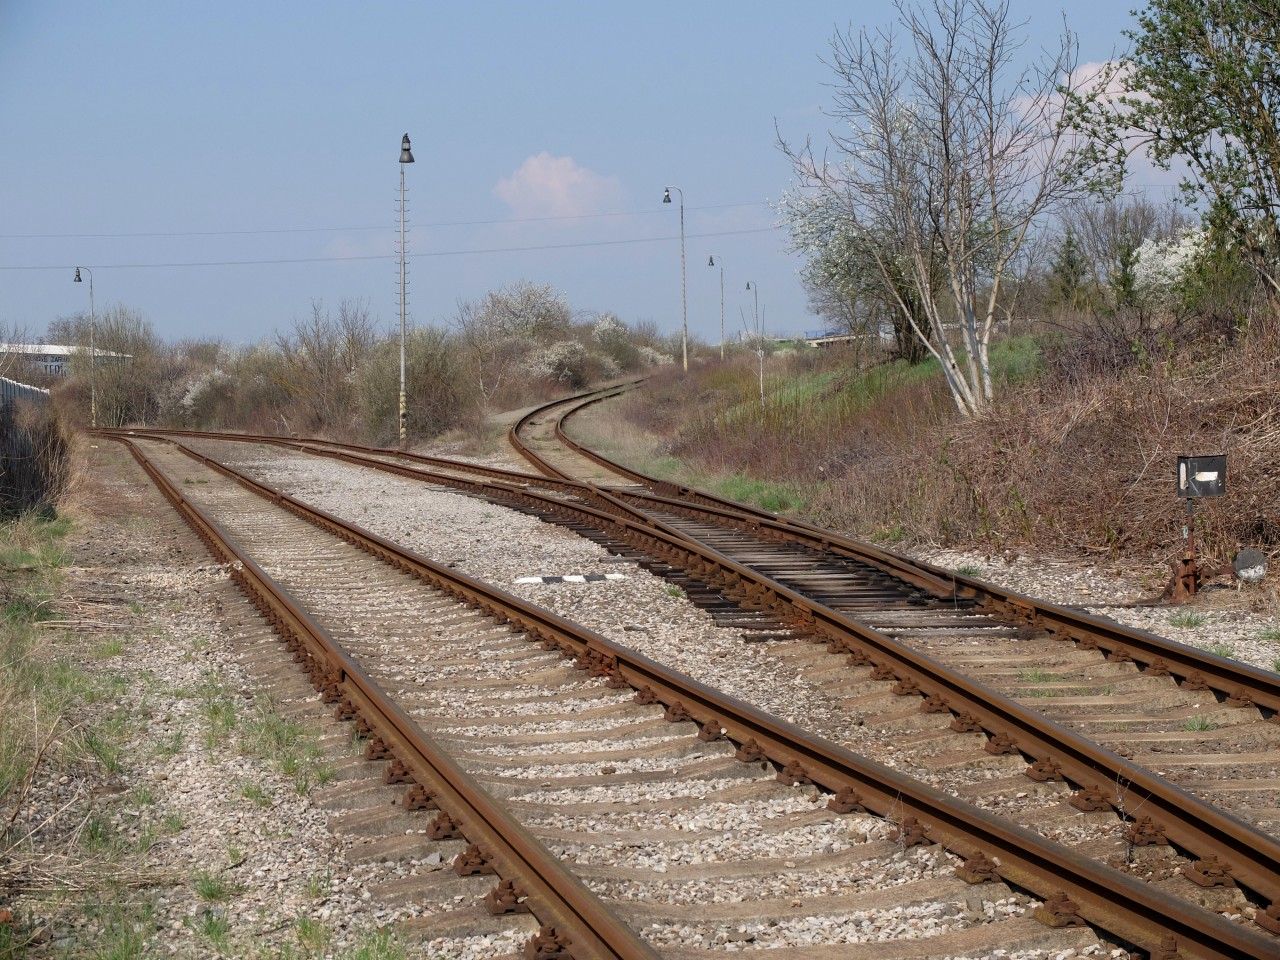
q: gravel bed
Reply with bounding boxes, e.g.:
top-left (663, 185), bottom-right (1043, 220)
top-left (421, 928), bottom-right (529, 959)
top-left (484, 751), bottom-right (720, 781)
top-left (456, 732), bottom-right (686, 759)
top-left (183, 445), bottom-right (1034, 796)
top-left (588, 845), bottom-right (950, 903)
top-left (525, 791), bottom-right (824, 832)
top-left (551, 817), bottom-right (887, 869)
top-left (639, 893), bottom-right (1032, 949)
top-left (41, 449), bottom-right (443, 955)
top-left (917, 547), bottom-right (1280, 671)
top-left (513, 776), bottom-right (764, 806)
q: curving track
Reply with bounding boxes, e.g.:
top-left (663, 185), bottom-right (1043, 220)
top-left (106, 431), bottom-right (1277, 958)
top-left (101, 381), bottom-right (1280, 956)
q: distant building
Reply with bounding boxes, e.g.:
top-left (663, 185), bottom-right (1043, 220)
top-left (0, 343), bottom-right (132, 376)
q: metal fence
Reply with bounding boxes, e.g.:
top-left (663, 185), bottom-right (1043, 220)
top-left (0, 375), bottom-right (50, 408)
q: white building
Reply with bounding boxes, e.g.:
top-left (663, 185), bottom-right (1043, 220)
top-left (0, 343), bottom-right (132, 376)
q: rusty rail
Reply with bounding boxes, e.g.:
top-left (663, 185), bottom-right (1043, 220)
top-left (108, 422), bottom-right (1280, 924)
top-left (545, 387), bottom-right (1280, 719)
top-left (113, 431), bottom-right (1280, 959)
top-left (114, 435), bottom-right (659, 960)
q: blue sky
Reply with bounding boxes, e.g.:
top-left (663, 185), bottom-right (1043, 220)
top-left (1, 1), bottom-right (1146, 345)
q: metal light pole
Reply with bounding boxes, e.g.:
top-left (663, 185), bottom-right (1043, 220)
top-left (72, 266), bottom-right (96, 428)
top-left (662, 186), bottom-right (687, 372)
top-left (708, 255), bottom-right (724, 360)
top-left (746, 280), bottom-right (763, 408)
top-left (397, 133), bottom-right (414, 449)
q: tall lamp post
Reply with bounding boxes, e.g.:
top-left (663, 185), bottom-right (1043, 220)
top-left (707, 255), bottom-right (724, 361)
top-left (72, 267), bottom-right (97, 428)
top-left (662, 186), bottom-right (687, 372)
top-left (397, 133), bottom-right (414, 449)
top-left (746, 280), bottom-right (763, 408)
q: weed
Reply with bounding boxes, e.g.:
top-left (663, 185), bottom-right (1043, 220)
top-left (1273, 657), bottom-right (1280, 675)
top-left (1202, 641), bottom-right (1235, 659)
top-left (227, 844), bottom-right (245, 866)
top-left (241, 783), bottom-right (272, 807)
top-left (870, 525), bottom-right (906, 545)
top-left (953, 564), bottom-right (982, 577)
top-left (81, 814), bottom-right (121, 855)
top-left (192, 869), bottom-right (241, 903)
top-left (1257, 627), bottom-right (1280, 644)
top-left (1019, 669), bottom-right (1059, 684)
top-left (344, 930), bottom-right (408, 960)
top-left (241, 703), bottom-right (332, 795)
top-left (663, 584), bottom-right (685, 600)
top-left (95, 636), bottom-right (127, 658)
top-left (304, 871), bottom-right (331, 899)
top-left (153, 730), bottom-right (185, 759)
top-left (197, 672), bottom-right (239, 747)
top-left (1184, 715), bottom-right (1216, 731)
top-left (189, 909), bottom-right (231, 949)
top-left (296, 916), bottom-right (331, 953)
top-left (161, 811), bottom-right (185, 834)
top-left (1169, 611), bottom-right (1207, 628)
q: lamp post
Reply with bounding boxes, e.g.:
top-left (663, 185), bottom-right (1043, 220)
top-left (662, 186), bottom-right (687, 372)
top-left (707, 255), bottom-right (724, 361)
top-left (746, 280), bottom-right (763, 408)
top-left (72, 267), bottom-right (96, 428)
top-left (398, 133), bottom-right (414, 449)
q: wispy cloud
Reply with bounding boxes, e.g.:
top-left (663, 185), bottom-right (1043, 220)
top-left (493, 152), bottom-right (624, 218)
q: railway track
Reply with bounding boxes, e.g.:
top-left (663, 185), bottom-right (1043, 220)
top-left (108, 431), bottom-right (1280, 958)
top-left (115, 396), bottom-right (1280, 941)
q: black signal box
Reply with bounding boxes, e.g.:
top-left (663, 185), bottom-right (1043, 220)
top-left (1176, 455), bottom-right (1226, 498)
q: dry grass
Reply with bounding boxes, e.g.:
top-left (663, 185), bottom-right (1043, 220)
top-left (607, 321), bottom-right (1280, 566)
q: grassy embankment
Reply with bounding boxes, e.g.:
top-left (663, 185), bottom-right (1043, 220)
top-left (567, 326), bottom-right (1279, 567)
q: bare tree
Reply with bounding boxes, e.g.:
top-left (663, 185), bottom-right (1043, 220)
top-left (276, 299), bottom-right (376, 432)
top-left (780, 0), bottom-right (1089, 415)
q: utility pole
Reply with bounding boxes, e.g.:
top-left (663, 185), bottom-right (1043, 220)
top-left (72, 266), bottom-right (96, 428)
top-left (708, 255), bottom-right (724, 360)
top-left (662, 186), bottom-right (687, 371)
top-left (398, 133), bottom-right (414, 449)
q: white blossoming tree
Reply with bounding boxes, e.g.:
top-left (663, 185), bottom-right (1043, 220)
top-left (779, 0), bottom-right (1091, 416)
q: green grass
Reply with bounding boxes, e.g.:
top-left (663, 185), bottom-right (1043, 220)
top-left (240, 703), bottom-right (333, 795)
top-left (342, 931), bottom-right (408, 960)
top-left (1019, 669), bottom-right (1060, 684)
top-left (1201, 641), bottom-right (1236, 659)
top-left (952, 564), bottom-right (983, 577)
top-left (295, 916), bottom-right (331, 953)
top-left (95, 636), bottom-right (127, 658)
top-left (241, 782), bottom-right (273, 807)
top-left (663, 584), bottom-right (685, 600)
top-left (189, 910), bottom-right (231, 949)
top-left (192, 869), bottom-right (241, 903)
top-left (708, 473), bottom-right (806, 513)
top-left (1184, 715), bottom-right (1216, 731)
top-left (1169, 611), bottom-right (1207, 628)
top-left (1258, 627), bottom-right (1280, 644)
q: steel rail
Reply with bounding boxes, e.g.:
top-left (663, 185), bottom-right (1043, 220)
top-left (543, 387), bottom-right (1280, 719)
top-left (115, 431), bottom-right (1280, 959)
top-left (113, 435), bottom-right (659, 960)
top-left (111, 426), bottom-right (1280, 926)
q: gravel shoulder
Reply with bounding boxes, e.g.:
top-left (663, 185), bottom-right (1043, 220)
top-left (2, 441), bottom-right (415, 958)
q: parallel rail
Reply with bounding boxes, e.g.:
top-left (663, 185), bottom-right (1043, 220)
top-left (530, 386), bottom-right (1280, 719)
top-left (115, 430), bottom-right (1280, 959)
top-left (112, 424), bottom-right (1280, 932)
top-left (114, 435), bottom-right (658, 960)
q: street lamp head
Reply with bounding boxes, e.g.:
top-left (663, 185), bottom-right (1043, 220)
top-left (662, 187), bottom-right (672, 204)
top-left (746, 281), bottom-right (752, 290)
top-left (73, 267), bottom-right (82, 283)
top-left (707, 255), bottom-right (715, 267)
top-left (399, 133), bottom-right (414, 164)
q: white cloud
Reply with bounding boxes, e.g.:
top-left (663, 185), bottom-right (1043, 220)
top-left (493, 152), bottom-right (623, 218)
